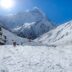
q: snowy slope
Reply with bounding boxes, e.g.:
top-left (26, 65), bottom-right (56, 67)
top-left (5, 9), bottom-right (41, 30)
top-left (35, 20), bottom-right (72, 45)
top-left (2, 27), bottom-right (28, 45)
top-left (0, 45), bottom-right (72, 72)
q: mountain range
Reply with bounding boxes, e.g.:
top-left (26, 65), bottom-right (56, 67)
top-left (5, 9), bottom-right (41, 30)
top-left (0, 7), bottom-right (72, 72)
top-left (0, 7), bottom-right (54, 39)
top-left (0, 7), bottom-right (72, 45)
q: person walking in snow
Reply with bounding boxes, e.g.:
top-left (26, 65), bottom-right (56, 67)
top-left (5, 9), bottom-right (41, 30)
top-left (12, 40), bottom-right (16, 47)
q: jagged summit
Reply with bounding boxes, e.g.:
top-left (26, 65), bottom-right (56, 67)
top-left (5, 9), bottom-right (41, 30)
top-left (30, 7), bottom-right (45, 16)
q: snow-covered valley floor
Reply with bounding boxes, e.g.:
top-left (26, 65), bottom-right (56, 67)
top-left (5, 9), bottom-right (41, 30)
top-left (0, 45), bottom-right (72, 72)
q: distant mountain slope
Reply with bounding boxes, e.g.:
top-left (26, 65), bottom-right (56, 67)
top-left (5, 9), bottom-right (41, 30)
top-left (0, 7), bottom-right (54, 39)
top-left (35, 20), bottom-right (72, 45)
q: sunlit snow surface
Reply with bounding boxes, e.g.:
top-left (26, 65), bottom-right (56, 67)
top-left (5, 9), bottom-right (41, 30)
top-left (0, 45), bottom-right (72, 72)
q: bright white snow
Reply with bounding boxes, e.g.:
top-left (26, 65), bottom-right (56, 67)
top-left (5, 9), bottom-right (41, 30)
top-left (0, 45), bottom-right (72, 72)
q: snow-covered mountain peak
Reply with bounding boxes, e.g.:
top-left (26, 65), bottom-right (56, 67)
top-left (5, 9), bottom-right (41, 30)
top-left (31, 7), bottom-right (45, 16)
top-left (13, 18), bottom-right (54, 39)
top-left (0, 7), bottom-right (54, 39)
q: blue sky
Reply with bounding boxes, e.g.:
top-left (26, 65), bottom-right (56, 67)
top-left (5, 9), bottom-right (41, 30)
top-left (0, 0), bottom-right (72, 25)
